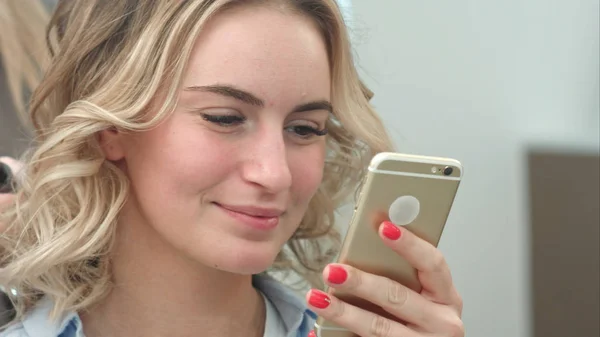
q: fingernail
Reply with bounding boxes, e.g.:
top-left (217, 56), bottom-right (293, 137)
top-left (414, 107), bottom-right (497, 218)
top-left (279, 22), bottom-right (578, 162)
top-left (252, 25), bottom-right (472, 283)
top-left (308, 331), bottom-right (317, 337)
top-left (382, 221), bottom-right (402, 240)
top-left (308, 289), bottom-right (331, 309)
top-left (327, 265), bottom-right (348, 285)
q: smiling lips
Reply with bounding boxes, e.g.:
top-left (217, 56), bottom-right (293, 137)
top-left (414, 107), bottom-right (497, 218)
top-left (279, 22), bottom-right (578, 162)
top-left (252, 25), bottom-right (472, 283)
top-left (215, 203), bottom-right (283, 230)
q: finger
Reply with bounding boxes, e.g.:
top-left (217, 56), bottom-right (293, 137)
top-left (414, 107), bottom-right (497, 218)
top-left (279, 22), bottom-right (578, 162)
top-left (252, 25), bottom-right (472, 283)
top-left (379, 221), bottom-right (459, 306)
top-left (324, 263), bottom-right (455, 331)
top-left (0, 193), bottom-right (15, 232)
top-left (0, 194), bottom-right (15, 208)
top-left (306, 288), bottom-right (420, 337)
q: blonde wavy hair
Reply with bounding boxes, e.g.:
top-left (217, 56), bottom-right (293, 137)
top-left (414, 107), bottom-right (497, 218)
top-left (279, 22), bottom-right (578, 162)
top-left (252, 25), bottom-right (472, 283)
top-left (0, 0), bottom-right (394, 324)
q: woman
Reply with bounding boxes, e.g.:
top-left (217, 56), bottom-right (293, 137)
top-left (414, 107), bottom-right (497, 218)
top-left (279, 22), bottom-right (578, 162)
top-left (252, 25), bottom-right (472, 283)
top-left (0, 1), bottom-right (464, 336)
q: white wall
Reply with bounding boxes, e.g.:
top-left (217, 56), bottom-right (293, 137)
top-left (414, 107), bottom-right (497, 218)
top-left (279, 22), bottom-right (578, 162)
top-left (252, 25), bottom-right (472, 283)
top-left (348, 1), bottom-right (599, 336)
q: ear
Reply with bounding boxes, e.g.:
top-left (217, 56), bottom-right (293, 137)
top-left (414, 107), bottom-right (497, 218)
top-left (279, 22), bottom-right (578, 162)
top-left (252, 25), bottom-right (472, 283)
top-left (98, 127), bottom-right (126, 161)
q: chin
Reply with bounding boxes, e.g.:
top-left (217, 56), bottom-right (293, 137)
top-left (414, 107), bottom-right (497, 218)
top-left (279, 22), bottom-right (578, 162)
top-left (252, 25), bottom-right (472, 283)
top-left (201, 241), bottom-right (282, 275)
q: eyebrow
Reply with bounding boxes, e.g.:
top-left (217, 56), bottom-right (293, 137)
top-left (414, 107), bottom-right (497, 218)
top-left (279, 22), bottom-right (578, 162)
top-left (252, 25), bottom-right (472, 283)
top-left (184, 84), bottom-right (333, 113)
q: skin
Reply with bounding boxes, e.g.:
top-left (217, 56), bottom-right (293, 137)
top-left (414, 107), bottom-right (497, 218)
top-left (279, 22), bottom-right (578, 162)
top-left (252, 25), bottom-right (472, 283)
top-left (1, 4), bottom-right (464, 337)
top-left (85, 6), bottom-right (330, 337)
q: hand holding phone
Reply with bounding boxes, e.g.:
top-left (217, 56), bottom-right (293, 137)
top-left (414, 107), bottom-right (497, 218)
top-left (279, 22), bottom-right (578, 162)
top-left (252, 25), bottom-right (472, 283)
top-left (309, 152), bottom-right (465, 337)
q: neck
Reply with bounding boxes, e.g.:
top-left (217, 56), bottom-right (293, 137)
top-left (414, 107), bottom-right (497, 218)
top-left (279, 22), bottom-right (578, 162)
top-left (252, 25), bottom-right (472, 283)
top-left (80, 205), bottom-right (266, 337)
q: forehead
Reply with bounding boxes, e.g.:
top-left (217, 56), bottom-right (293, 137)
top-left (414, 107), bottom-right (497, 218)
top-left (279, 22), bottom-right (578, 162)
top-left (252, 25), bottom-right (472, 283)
top-left (182, 5), bottom-right (331, 102)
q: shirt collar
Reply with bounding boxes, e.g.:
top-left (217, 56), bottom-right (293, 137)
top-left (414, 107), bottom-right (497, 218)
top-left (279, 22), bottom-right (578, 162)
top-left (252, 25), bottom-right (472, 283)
top-left (253, 274), bottom-right (317, 334)
top-left (21, 296), bottom-right (82, 337)
top-left (18, 274), bottom-right (315, 337)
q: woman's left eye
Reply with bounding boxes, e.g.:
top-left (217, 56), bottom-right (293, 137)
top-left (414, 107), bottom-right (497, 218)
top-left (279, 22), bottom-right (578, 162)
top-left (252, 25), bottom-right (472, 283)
top-left (285, 125), bottom-right (328, 139)
top-left (201, 114), bottom-right (246, 127)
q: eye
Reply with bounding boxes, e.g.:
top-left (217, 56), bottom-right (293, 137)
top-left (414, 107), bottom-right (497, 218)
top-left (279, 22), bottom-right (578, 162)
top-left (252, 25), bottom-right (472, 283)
top-left (285, 124), bottom-right (328, 139)
top-left (201, 114), bottom-right (246, 127)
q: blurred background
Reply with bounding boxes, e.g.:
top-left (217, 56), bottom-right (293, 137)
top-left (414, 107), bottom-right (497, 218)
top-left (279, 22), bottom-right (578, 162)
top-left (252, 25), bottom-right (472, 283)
top-left (340, 1), bottom-right (599, 337)
top-left (1, 1), bottom-right (599, 336)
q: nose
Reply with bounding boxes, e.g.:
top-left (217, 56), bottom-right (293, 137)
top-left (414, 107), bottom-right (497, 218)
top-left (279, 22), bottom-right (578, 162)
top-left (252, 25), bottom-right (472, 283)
top-left (241, 128), bottom-right (292, 193)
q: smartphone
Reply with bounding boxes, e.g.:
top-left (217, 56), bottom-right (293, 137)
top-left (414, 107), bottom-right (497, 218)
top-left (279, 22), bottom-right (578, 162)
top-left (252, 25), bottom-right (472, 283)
top-left (315, 152), bottom-right (463, 337)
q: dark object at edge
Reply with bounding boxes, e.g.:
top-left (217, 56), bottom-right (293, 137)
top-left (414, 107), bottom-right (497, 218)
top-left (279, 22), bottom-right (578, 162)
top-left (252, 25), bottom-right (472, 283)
top-left (0, 291), bottom-right (16, 327)
top-left (0, 163), bottom-right (13, 194)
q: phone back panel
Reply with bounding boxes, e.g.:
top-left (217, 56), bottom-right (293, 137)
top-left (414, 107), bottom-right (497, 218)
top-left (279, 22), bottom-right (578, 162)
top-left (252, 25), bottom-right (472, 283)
top-left (315, 153), bottom-right (462, 336)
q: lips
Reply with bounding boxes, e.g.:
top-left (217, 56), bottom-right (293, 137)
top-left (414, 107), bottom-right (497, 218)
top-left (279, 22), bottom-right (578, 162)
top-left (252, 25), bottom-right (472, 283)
top-left (214, 203), bottom-right (284, 218)
top-left (213, 202), bottom-right (284, 231)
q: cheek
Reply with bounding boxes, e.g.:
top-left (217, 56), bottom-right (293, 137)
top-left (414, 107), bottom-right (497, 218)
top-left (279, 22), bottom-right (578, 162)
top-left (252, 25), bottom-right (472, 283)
top-left (124, 119), bottom-right (235, 205)
top-left (289, 145), bottom-right (326, 203)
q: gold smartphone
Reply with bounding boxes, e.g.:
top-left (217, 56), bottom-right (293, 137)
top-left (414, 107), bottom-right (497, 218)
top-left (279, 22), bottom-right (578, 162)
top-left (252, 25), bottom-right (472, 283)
top-left (315, 152), bottom-right (463, 337)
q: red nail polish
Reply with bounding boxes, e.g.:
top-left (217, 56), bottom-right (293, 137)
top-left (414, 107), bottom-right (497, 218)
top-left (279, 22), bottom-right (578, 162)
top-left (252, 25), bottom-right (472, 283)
top-left (308, 289), bottom-right (331, 309)
top-left (327, 265), bottom-right (348, 284)
top-left (308, 331), bottom-right (317, 337)
top-left (382, 221), bottom-right (402, 240)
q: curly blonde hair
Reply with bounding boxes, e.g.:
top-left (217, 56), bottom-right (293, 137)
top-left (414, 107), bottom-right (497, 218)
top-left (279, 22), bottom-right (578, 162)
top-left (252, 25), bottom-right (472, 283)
top-left (0, 0), bottom-right (394, 324)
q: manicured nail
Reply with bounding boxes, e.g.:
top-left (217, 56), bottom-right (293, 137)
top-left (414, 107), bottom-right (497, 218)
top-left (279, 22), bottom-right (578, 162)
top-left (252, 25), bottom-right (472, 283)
top-left (382, 221), bottom-right (402, 240)
top-left (327, 265), bottom-right (348, 285)
top-left (308, 289), bottom-right (331, 309)
top-left (308, 331), bottom-right (317, 337)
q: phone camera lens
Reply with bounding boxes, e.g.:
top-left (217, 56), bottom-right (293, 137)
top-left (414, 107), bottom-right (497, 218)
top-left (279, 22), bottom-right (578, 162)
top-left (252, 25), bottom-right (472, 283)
top-left (443, 166), bottom-right (453, 176)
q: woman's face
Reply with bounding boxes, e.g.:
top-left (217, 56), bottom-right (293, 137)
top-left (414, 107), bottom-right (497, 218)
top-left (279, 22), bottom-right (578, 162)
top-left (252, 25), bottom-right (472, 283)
top-left (112, 6), bottom-right (331, 274)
